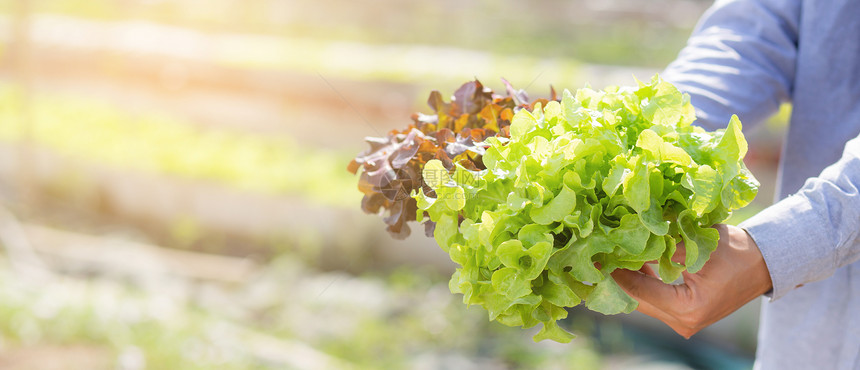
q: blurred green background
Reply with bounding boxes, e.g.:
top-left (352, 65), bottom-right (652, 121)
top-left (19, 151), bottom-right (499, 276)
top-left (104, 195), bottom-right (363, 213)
top-left (0, 0), bottom-right (787, 368)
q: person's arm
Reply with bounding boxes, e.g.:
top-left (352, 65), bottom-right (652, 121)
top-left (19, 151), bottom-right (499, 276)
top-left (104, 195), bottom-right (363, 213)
top-left (662, 0), bottom-right (800, 131)
top-left (741, 136), bottom-right (860, 300)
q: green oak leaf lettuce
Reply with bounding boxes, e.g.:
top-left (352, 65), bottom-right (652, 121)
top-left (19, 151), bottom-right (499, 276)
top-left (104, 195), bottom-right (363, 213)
top-left (414, 75), bottom-right (758, 343)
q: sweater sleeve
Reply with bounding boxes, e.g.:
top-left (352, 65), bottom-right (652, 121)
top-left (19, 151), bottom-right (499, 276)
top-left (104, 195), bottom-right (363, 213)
top-left (740, 136), bottom-right (860, 300)
top-left (662, 0), bottom-right (800, 131)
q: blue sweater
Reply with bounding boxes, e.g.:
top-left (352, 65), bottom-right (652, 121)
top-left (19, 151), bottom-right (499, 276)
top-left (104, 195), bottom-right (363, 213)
top-left (663, 0), bottom-right (860, 368)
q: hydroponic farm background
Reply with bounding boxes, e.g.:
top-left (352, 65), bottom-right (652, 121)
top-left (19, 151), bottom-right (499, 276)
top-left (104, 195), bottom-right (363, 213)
top-left (0, 1), bottom-right (788, 369)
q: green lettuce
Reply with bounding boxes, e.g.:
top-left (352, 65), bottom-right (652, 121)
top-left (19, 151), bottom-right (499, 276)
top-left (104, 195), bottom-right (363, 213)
top-left (413, 75), bottom-right (758, 342)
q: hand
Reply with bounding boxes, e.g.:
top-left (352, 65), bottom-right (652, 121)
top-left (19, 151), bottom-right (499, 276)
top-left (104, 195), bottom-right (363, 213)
top-left (611, 224), bottom-right (772, 338)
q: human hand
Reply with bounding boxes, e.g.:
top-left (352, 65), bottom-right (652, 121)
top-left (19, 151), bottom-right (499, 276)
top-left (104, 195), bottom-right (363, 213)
top-left (611, 224), bottom-right (772, 338)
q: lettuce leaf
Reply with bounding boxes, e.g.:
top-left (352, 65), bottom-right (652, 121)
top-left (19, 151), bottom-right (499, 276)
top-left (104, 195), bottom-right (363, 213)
top-left (415, 75), bottom-right (758, 342)
top-left (350, 80), bottom-right (556, 239)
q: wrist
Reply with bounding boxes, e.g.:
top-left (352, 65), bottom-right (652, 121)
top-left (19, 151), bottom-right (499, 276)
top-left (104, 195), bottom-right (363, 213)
top-left (734, 225), bottom-right (773, 296)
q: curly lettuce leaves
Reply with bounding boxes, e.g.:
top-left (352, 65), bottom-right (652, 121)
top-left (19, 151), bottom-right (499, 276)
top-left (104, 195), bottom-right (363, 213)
top-left (350, 80), bottom-right (558, 239)
top-left (414, 75), bottom-right (759, 342)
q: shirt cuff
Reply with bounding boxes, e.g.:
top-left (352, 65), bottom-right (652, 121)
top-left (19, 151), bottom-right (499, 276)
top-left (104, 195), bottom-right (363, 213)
top-left (738, 193), bottom-right (833, 301)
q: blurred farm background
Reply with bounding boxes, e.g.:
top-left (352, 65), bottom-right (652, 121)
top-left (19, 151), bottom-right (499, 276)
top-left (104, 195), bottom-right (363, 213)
top-left (0, 0), bottom-right (786, 368)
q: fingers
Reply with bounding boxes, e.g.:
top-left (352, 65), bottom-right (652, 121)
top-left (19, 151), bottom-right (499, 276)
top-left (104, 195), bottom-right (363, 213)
top-left (671, 243), bottom-right (686, 265)
top-left (612, 268), bottom-right (691, 312)
top-left (611, 268), bottom-right (699, 337)
top-left (608, 225), bottom-right (768, 340)
top-left (638, 263), bottom-right (659, 279)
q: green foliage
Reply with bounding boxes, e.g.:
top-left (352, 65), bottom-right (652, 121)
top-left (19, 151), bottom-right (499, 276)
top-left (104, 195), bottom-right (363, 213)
top-left (0, 275), bottom-right (255, 369)
top-left (0, 86), bottom-right (357, 206)
top-left (0, 1), bottom-right (693, 69)
top-left (415, 75), bottom-right (759, 342)
top-left (0, 259), bottom-right (606, 369)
